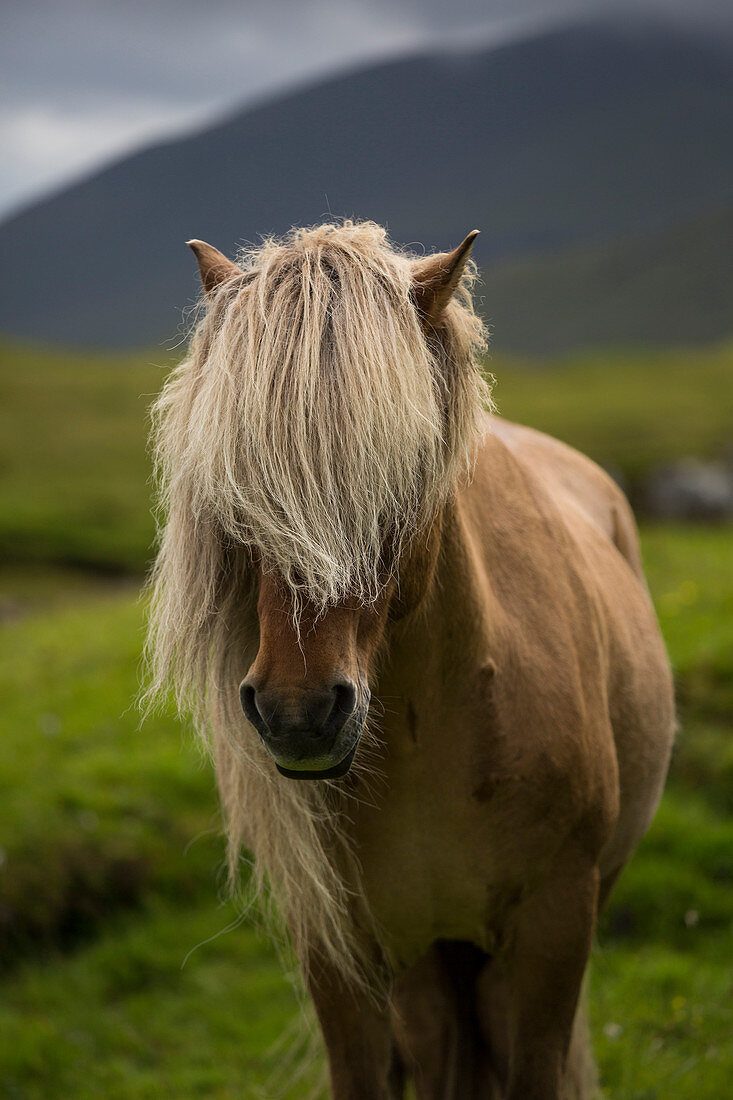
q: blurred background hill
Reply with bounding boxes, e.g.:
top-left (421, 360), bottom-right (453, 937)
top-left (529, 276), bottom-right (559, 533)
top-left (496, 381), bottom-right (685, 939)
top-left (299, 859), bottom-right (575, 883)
top-left (0, 11), bottom-right (732, 353)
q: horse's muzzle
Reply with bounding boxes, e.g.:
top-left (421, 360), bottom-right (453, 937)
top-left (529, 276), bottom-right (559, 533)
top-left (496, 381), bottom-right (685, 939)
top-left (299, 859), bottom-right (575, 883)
top-left (239, 676), bottom-right (368, 779)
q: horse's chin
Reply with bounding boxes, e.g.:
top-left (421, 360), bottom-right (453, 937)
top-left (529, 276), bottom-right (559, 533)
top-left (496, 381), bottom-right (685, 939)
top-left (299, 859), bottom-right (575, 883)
top-left (274, 738), bottom-right (360, 781)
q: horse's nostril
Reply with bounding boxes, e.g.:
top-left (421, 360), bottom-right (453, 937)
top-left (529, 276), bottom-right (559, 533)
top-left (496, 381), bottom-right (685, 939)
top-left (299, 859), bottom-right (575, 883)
top-left (239, 681), bottom-right (263, 729)
top-left (331, 679), bottom-right (357, 723)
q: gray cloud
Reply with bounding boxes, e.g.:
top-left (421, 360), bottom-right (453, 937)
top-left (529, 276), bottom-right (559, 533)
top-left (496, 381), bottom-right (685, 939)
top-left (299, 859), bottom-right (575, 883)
top-left (1, 0), bottom-right (731, 218)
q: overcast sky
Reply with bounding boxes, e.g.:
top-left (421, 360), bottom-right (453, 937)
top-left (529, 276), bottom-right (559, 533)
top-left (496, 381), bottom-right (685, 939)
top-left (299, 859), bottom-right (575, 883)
top-left (1, 0), bottom-right (732, 220)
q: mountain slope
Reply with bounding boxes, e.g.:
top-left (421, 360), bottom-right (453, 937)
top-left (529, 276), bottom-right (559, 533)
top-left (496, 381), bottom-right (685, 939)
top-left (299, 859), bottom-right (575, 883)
top-left (1, 16), bottom-right (732, 347)
top-left (484, 203), bottom-right (733, 355)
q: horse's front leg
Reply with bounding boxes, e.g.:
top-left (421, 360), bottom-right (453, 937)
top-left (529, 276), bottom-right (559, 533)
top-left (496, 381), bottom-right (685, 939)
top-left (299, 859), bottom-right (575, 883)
top-left (307, 950), bottom-right (396, 1100)
top-left (504, 857), bottom-right (599, 1100)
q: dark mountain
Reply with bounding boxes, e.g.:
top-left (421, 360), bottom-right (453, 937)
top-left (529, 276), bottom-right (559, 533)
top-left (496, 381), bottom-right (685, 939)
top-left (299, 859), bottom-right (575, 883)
top-left (484, 202), bottom-right (733, 355)
top-left (1, 15), bottom-right (732, 348)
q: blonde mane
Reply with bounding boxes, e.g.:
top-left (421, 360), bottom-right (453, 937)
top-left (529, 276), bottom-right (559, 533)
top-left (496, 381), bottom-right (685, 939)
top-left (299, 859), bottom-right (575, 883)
top-left (144, 221), bottom-right (490, 988)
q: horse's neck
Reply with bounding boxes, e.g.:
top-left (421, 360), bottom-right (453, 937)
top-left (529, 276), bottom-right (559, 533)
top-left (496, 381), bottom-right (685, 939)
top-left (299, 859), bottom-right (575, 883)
top-left (383, 498), bottom-right (495, 708)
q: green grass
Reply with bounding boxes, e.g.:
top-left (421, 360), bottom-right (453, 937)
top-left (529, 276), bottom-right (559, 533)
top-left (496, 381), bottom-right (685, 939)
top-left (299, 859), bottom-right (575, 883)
top-left (1, 339), bottom-right (731, 573)
top-left (640, 526), bottom-right (733, 726)
top-left (4, 895), bottom-right (725, 1100)
top-left (494, 341), bottom-right (733, 489)
top-left (0, 901), bottom-right (315, 1100)
top-left (0, 342), bottom-right (168, 571)
top-left (591, 938), bottom-right (732, 1099)
top-left (0, 524), bottom-right (731, 1097)
top-left (0, 579), bottom-right (223, 968)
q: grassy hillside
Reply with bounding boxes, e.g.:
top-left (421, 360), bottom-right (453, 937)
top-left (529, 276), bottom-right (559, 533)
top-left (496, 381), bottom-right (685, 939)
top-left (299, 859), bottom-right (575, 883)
top-left (1, 339), bottom-right (731, 575)
top-left (495, 341), bottom-right (733, 488)
top-left (0, 527), bottom-right (730, 1097)
top-left (0, 343), bottom-right (169, 571)
top-left (482, 203), bottom-right (733, 356)
top-left (3, 18), bottom-right (732, 349)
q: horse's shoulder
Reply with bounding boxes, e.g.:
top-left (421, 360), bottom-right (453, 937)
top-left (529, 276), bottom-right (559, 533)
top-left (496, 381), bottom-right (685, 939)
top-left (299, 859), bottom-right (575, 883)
top-left (479, 416), bottom-right (644, 579)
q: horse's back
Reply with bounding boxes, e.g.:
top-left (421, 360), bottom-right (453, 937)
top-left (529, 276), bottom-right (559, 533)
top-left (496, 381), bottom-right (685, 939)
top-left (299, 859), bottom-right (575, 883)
top-left (488, 416), bottom-right (644, 579)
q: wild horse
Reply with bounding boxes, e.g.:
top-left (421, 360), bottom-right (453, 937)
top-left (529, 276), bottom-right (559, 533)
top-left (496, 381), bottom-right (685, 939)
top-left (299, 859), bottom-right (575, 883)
top-left (146, 221), bottom-right (674, 1098)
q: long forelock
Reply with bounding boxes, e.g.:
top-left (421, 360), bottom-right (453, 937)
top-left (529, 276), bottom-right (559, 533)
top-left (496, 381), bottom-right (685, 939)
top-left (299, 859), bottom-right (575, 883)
top-left (170, 223), bottom-right (484, 614)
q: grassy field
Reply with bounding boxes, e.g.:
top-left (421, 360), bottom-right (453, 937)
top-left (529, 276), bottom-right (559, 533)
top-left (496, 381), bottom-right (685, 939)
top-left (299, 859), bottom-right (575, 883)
top-left (0, 343), bottom-right (171, 571)
top-left (0, 339), bottom-right (731, 1096)
top-left (1, 339), bottom-right (731, 572)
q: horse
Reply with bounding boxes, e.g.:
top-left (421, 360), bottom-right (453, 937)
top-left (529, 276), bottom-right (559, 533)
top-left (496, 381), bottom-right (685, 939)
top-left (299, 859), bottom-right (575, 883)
top-left (145, 220), bottom-right (675, 1098)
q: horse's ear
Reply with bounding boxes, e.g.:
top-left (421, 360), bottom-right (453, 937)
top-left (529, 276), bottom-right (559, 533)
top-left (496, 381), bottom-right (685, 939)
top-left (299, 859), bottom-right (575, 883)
top-left (187, 239), bottom-right (242, 296)
top-left (412, 230), bottom-right (480, 326)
